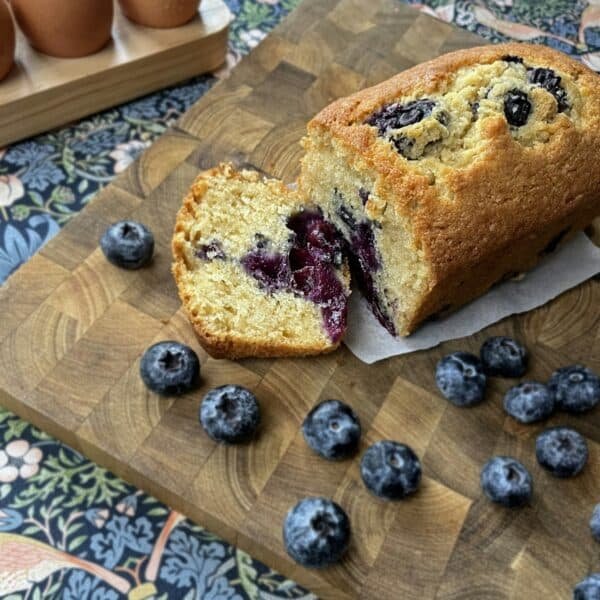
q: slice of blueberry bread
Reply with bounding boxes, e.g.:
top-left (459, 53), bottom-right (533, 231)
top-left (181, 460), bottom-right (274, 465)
top-left (172, 164), bottom-right (350, 359)
top-left (300, 43), bottom-right (600, 336)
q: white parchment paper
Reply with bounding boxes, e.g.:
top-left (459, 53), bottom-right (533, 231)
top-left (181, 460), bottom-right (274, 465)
top-left (344, 233), bottom-right (600, 364)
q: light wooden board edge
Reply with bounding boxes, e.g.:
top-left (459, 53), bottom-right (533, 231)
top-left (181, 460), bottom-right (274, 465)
top-left (0, 0), bottom-right (231, 146)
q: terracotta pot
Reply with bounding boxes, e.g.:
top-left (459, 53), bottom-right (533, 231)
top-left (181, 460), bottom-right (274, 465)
top-left (0, 0), bottom-right (15, 81)
top-left (11, 0), bottom-right (113, 58)
top-left (118, 0), bottom-right (199, 29)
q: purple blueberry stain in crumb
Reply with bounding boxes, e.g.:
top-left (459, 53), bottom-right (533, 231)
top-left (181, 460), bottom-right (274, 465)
top-left (287, 210), bottom-right (348, 342)
top-left (241, 250), bottom-right (291, 293)
top-left (240, 210), bottom-right (348, 343)
top-left (346, 220), bottom-right (394, 331)
top-left (331, 193), bottom-right (396, 335)
top-left (196, 240), bottom-right (226, 260)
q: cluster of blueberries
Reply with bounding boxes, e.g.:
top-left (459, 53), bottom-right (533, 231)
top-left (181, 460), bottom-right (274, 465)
top-left (436, 336), bottom-right (600, 598)
top-left (100, 221), bottom-right (600, 595)
top-left (140, 338), bottom-right (421, 568)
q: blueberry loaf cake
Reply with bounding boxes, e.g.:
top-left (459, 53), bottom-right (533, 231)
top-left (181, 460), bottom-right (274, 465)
top-left (172, 164), bottom-right (350, 358)
top-left (300, 43), bottom-right (600, 336)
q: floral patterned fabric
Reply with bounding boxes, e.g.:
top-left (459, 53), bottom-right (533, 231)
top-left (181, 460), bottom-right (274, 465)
top-left (0, 1), bottom-right (599, 598)
top-left (0, 411), bottom-right (313, 599)
top-left (407, 0), bottom-right (600, 70)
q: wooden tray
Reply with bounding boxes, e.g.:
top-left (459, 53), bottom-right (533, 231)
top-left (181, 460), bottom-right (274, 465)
top-left (1, 0), bottom-right (600, 597)
top-left (0, 0), bottom-right (230, 146)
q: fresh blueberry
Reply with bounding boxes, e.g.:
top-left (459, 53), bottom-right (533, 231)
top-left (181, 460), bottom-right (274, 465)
top-left (504, 89), bottom-right (531, 127)
top-left (139, 341), bottom-right (200, 396)
top-left (302, 400), bottom-right (361, 460)
top-left (360, 441), bottom-right (421, 500)
top-left (199, 385), bottom-right (260, 444)
top-left (366, 99), bottom-right (436, 134)
top-left (536, 427), bottom-right (588, 478)
top-left (480, 336), bottom-right (528, 377)
top-left (283, 497), bottom-right (350, 568)
top-left (480, 456), bottom-right (533, 508)
top-left (100, 221), bottom-right (154, 269)
top-left (548, 365), bottom-right (600, 414)
top-left (527, 67), bottom-right (569, 112)
top-left (503, 382), bottom-right (554, 424)
top-left (435, 352), bottom-right (487, 407)
top-left (574, 574), bottom-right (600, 600)
top-left (590, 504), bottom-right (600, 542)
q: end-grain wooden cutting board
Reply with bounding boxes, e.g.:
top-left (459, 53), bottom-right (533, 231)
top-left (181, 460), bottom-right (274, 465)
top-left (1, 1), bottom-right (600, 597)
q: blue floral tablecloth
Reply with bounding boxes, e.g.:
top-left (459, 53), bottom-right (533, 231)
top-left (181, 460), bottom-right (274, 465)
top-left (1, 1), bottom-right (599, 598)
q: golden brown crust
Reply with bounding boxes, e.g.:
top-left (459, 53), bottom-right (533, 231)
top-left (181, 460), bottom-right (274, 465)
top-left (305, 43), bottom-right (600, 334)
top-left (172, 163), bottom-right (341, 359)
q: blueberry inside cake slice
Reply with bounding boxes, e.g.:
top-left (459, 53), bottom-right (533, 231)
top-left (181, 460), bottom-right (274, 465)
top-left (172, 163), bottom-right (350, 359)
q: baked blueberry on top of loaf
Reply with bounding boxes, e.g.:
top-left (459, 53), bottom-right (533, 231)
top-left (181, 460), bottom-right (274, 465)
top-left (172, 164), bottom-right (350, 359)
top-left (300, 43), bottom-right (600, 336)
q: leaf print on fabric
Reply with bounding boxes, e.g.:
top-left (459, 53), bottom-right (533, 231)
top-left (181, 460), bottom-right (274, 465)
top-left (160, 529), bottom-right (243, 599)
top-left (115, 493), bottom-right (138, 517)
top-left (85, 507), bottom-right (110, 529)
top-left (0, 215), bottom-right (59, 281)
top-left (5, 142), bottom-right (64, 192)
top-left (122, 96), bottom-right (162, 120)
top-left (71, 129), bottom-right (125, 156)
top-left (90, 515), bottom-right (153, 569)
top-left (63, 571), bottom-right (120, 600)
top-left (10, 446), bottom-right (130, 509)
top-left (90, 525), bottom-right (126, 570)
top-left (0, 508), bottom-right (23, 531)
top-left (3, 142), bottom-right (55, 167)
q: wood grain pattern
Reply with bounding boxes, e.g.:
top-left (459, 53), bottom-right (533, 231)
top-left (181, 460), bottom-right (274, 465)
top-left (1, 1), bottom-right (600, 597)
top-left (0, 0), bottom-right (230, 146)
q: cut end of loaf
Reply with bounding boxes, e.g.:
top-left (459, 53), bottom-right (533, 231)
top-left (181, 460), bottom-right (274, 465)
top-left (172, 163), bottom-right (351, 359)
top-left (300, 133), bottom-right (431, 337)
